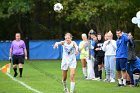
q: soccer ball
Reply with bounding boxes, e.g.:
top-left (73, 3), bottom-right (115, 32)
top-left (54, 3), bottom-right (63, 12)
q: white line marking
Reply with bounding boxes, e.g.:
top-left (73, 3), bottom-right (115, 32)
top-left (6, 73), bottom-right (43, 93)
top-left (0, 68), bottom-right (43, 93)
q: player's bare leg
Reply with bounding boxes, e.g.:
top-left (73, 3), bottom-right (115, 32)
top-left (62, 70), bottom-right (69, 93)
top-left (117, 71), bottom-right (122, 86)
top-left (98, 64), bottom-right (103, 80)
top-left (81, 59), bottom-right (87, 78)
top-left (122, 71), bottom-right (127, 86)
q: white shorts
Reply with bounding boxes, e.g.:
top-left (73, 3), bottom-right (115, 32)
top-left (61, 57), bottom-right (77, 70)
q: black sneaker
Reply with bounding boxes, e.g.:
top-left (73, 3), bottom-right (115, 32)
top-left (14, 72), bottom-right (18, 77)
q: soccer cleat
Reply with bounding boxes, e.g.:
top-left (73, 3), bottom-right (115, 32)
top-left (64, 88), bottom-right (69, 93)
top-left (14, 72), bottom-right (18, 77)
top-left (70, 90), bottom-right (73, 93)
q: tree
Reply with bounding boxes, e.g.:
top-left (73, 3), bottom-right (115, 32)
top-left (0, 0), bottom-right (140, 40)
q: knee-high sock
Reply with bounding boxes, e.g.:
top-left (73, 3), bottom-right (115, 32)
top-left (19, 68), bottom-right (23, 76)
top-left (123, 79), bottom-right (126, 85)
top-left (99, 70), bottom-right (102, 79)
top-left (62, 80), bottom-right (67, 89)
top-left (70, 82), bottom-right (75, 93)
top-left (13, 68), bottom-right (17, 73)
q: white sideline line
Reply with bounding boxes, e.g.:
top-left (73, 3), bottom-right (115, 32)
top-left (0, 67), bottom-right (43, 93)
top-left (6, 73), bottom-right (43, 93)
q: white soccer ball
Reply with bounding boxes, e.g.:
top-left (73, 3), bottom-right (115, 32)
top-left (54, 3), bottom-right (63, 12)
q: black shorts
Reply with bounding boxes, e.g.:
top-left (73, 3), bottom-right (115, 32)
top-left (96, 56), bottom-right (104, 65)
top-left (12, 55), bottom-right (24, 65)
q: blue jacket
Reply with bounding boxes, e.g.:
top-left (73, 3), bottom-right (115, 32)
top-left (90, 40), bottom-right (96, 57)
top-left (116, 34), bottom-right (129, 58)
top-left (129, 57), bottom-right (140, 72)
top-left (133, 57), bottom-right (140, 70)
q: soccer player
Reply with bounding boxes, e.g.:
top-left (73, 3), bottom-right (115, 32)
top-left (102, 31), bottom-right (116, 82)
top-left (94, 33), bottom-right (105, 80)
top-left (9, 33), bottom-right (27, 77)
top-left (116, 30), bottom-right (130, 86)
top-left (53, 33), bottom-right (78, 93)
top-left (79, 33), bottom-right (88, 79)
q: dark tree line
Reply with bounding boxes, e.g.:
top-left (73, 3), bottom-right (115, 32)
top-left (0, 0), bottom-right (140, 40)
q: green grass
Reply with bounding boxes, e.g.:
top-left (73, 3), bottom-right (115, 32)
top-left (0, 60), bottom-right (140, 93)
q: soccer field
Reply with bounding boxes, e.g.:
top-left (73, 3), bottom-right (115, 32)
top-left (0, 60), bottom-right (140, 93)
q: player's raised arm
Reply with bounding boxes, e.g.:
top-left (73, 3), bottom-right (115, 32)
top-left (53, 41), bottom-right (64, 48)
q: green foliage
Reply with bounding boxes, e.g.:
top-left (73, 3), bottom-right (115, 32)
top-left (0, 0), bottom-right (33, 18)
top-left (0, 0), bottom-right (140, 40)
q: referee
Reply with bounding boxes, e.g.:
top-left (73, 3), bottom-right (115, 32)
top-left (9, 33), bottom-right (27, 77)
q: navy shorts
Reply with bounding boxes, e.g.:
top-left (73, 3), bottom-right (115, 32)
top-left (12, 55), bottom-right (24, 65)
top-left (116, 58), bottom-right (127, 71)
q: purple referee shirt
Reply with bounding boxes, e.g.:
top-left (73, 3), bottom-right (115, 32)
top-left (11, 40), bottom-right (26, 55)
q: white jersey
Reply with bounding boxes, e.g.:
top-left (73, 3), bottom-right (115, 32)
top-left (61, 41), bottom-right (77, 70)
top-left (62, 41), bottom-right (76, 57)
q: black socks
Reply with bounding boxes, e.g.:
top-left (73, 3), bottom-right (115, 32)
top-left (13, 68), bottom-right (23, 77)
top-left (99, 70), bottom-right (102, 79)
top-left (13, 68), bottom-right (18, 77)
top-left (19, 68), bottom-right (23, 77)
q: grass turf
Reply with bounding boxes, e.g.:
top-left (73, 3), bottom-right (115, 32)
top-left (0, 60), bottom-right (140, 93)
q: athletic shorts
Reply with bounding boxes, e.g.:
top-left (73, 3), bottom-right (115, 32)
top-left (116, 58), bottom-right (127, 71)
top-left (12, 55), bottom-right (24, 65)
top-left (96, 56), bottom-right (104, 65)
top-left (80, 54), bottom-right (87, 59)
top-left (61, 57), bottom-right (77, 70)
